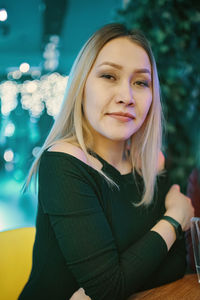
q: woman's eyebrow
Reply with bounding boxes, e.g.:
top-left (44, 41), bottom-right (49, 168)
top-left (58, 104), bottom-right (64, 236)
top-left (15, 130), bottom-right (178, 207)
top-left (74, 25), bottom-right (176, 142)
top-left (134, 68), bottom-right (151, 75)
top-left (97, 61), bottom-right (151, 74)
top-left (97, 62), bottom-right (123, 70)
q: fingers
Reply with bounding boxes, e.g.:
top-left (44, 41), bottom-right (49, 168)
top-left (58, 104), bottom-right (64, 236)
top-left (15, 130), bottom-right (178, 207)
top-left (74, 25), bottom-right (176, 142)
top-left (172, 184), bottom-right (180, 191)
top-left (69, 288), bottom-right (91, 300)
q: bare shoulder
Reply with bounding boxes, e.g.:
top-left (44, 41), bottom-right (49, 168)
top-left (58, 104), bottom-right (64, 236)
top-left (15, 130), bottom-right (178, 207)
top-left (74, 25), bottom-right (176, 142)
top-left (157, 151), bottom-right (165, 172)
top-left (47, 142), bottom-right (88, 164)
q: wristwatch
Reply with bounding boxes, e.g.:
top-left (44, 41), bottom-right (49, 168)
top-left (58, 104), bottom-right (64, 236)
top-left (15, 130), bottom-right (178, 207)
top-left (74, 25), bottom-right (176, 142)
top-left (161, 216), bottom-right (184, 240)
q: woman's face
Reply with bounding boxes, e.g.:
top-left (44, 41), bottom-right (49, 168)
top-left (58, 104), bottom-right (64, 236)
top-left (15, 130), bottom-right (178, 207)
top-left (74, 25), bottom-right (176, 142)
top-left (83, 37), bottom-right (152, 145)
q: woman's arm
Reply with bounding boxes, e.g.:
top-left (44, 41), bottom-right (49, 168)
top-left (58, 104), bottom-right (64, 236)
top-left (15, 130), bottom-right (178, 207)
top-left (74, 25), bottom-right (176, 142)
top-left (151, 184), bottom-right (193, 250)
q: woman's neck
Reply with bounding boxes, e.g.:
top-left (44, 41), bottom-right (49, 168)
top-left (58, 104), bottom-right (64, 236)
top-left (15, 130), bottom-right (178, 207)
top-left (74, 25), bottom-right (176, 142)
top-left (92, 139), bottom-right (131, 174)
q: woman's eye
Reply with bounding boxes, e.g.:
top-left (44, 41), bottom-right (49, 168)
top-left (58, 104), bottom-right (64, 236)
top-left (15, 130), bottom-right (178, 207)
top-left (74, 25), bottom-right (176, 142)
top-left (100, 74), bottom-right (115, 80)
top-left (134, 80), bottom-right (149, 87)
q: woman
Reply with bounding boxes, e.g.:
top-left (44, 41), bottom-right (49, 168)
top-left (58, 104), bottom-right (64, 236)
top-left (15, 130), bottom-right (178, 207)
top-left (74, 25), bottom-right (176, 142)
top-left (19, 23), bottom-right (194, 300)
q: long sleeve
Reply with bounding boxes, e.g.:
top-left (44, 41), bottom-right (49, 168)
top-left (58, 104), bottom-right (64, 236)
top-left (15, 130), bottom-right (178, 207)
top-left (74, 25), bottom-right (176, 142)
top-left (140, 238), bottom-right (187, 291)
top-left (38, 153), bottom-right (169, 300)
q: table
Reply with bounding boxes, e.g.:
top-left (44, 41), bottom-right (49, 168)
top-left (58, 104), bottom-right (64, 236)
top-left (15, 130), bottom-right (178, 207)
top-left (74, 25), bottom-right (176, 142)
top-left (129, 274), bottom-right (200, 300)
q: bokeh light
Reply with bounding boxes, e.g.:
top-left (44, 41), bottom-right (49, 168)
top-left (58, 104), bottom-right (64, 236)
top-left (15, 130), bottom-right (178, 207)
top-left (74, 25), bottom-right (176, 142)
top-left (4, 149), bottom-right (14, 162)
top-left (0, 8), bottom-right (8, 21)
top-left (0, 73), bottom-right (69, 117)
top-left (32, 146), bottom-right (41, 157)
top-left (0, 81), bottom-right (18, 116)
top-left (12, 70), bottom-right (22, 80)
top-left (5, 162), bottom-right (14, 172)
top-left (19, 62), bottom-right (30, 73)
top-left (4, 122), bottom-right (15, 137)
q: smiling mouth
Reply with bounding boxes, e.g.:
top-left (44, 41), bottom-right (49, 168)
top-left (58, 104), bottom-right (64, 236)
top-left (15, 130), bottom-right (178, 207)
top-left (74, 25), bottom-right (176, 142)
top-left (106, 112), bottom-right (135, 122)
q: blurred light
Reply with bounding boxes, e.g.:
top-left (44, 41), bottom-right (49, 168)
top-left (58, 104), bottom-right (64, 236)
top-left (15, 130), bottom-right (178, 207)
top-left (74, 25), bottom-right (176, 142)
top-left (43, 35), bottom-right (60, 71)
top-left (19, 62), bottom-right (30, 73)
top-left (44, 59), bottom-right (59, 71)
top-left (0, 81), bottom-right (18, 115)
top-left (7, 72), bottom-right (13, 80)
top-left (30, 117), bottom-right (38, 123)
top-left (0, 73), bottom-right (68, 117)
top-left (4, 122), bottom-right (15, 137)
top-left (21, 93), bottom-right (44, 117)
top-left (4, 149), bottom-right (14, 162)
top-left (12, 70), bottom-right (22, 79)
top-left (32, 146), bottom-right (41, 157)
top-left (25, 81), bottom-right (38, 93)
top-left (44, 43), bottom-right (56, 54)
top-left (50, 35), bottom-right (60, 44)
top-left (0, 8), bottom-right (7, 22)
top-left (31, 69), bottom-right (41, 78)
top-left (5, 162), bottom-right (14, 172)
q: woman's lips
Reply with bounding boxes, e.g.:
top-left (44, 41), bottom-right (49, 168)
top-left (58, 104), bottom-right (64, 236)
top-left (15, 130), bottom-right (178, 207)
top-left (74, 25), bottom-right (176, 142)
top-left (107, 112), bottom-right (135, 122)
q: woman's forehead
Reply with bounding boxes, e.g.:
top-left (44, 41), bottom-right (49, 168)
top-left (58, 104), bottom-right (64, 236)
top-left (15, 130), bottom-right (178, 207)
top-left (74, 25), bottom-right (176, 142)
top-left (94, 37), bottom-right (151, 71)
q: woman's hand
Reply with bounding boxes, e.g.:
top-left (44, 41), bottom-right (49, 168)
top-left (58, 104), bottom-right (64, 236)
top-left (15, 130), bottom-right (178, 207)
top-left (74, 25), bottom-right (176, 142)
top-left (151, 184), bottom-right (194, 250)
top-left (165, 184), bottom-right (194, 231)
top-left (69, 288), bottom-right (91, 300)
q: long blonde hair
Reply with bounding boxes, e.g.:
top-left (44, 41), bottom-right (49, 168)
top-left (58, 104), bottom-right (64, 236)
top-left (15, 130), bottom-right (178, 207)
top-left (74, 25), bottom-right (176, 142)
top-left (25, 23), bottom-right (162, 206)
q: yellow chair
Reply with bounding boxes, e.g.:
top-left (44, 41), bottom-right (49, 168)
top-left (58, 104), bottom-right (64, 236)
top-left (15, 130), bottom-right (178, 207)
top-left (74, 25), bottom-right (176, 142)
top-left (0, 227), bottom-right (36, 300)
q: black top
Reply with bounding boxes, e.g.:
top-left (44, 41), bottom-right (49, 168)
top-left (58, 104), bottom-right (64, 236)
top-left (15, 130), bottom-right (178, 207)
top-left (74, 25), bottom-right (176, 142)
top-left (19, 151), bottom-right (186, 300)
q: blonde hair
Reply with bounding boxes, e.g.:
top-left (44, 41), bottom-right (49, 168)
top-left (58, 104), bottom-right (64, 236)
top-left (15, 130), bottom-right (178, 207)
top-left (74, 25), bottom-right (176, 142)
top-left (25, 23), bottom-right (162, 206)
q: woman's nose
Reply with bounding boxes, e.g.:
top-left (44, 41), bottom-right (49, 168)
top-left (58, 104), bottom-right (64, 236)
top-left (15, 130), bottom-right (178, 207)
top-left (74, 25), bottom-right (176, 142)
top-left (115, 81), bottom-right (135, 106)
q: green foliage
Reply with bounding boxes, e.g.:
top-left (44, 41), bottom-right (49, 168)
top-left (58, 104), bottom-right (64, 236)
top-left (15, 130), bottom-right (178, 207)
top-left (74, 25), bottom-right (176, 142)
top-left (114, 0), bottom-right (200, 190)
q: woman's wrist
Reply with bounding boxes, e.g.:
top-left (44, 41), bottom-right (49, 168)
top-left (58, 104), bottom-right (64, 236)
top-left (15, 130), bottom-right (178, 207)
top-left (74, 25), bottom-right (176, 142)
top-left (160, 215), bottom-right (184, 240)
top-left (151, 219), bottom-right (177, 251)
top-left (164, 210), bottom-right (184, 230)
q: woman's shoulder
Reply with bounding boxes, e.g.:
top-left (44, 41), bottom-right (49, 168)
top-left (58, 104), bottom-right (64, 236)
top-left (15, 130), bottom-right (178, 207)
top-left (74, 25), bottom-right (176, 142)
top-left (46, 142), bottom-right (102, 171)
top-left (157, 151), bottom-right (165, 173)
top-left (47, 142), bottom-right (88, 164)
